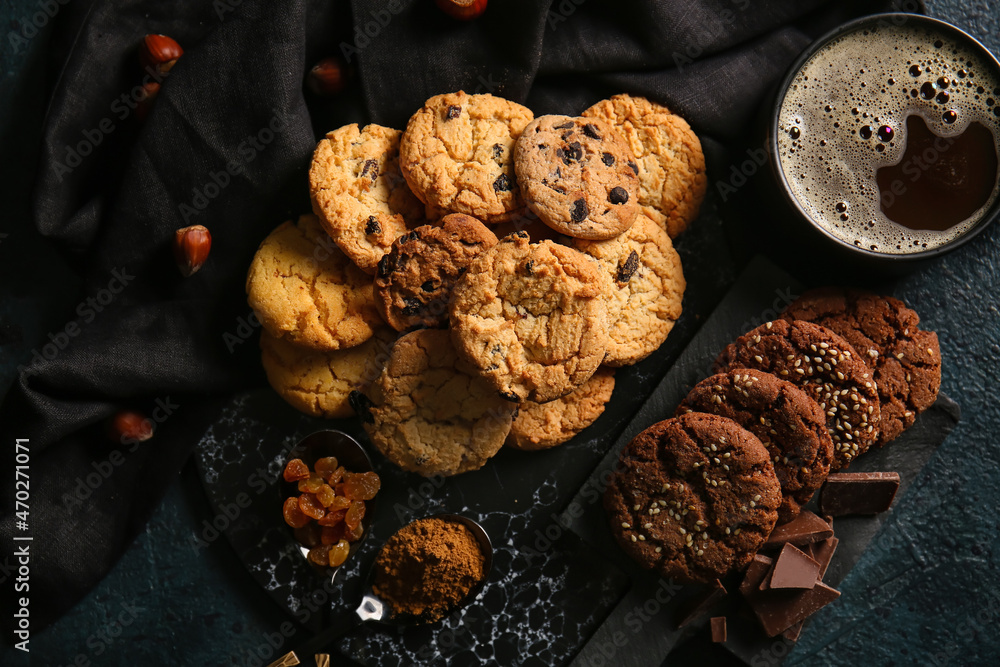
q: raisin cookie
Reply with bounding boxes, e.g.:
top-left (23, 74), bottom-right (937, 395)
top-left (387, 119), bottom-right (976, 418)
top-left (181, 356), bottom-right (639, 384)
top-left (714, 320), bottom-right (882, 470)
top-left (399, 91), bottom-right (534, 224)
top-left (676, 369), bottom-right (834, 522)
top-left (605, 412), bottom-right (781, 584)
top-left (260, 328), bottom-right (396, 419)
top-left (349, 329), bottom-right (516, 477)
top-left (515, 115), bottom-right (640, 240)
top-left (449, 233), bottom-right (610, 403)
top-left (572, 212), bottom-right (685, 366)
top-left (583, 94), bottom-right (706, 238)
top-left (781, 288), bottom-right (941, 446)
top-left (374, 214), bottom-right (498, 331)
top-left (246, 215), bottom-right (382, 350)
top-left (506, 367), bottom-right (616, 451)
top-left (309, 123), bottom-right (424, 273)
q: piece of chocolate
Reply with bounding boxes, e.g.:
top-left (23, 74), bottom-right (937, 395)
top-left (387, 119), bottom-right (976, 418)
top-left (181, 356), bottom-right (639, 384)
top-left (818, 472), bottom-right (901, 515)
top-left (807, 536), bottom-right (839, 580)
top-left (764, 511), bottom-right (834, 549)
top-left (710, 616), bottom-right (727, 643)
top-left (782, 621), bottom-right (804, 642)
top-left (769, 543), bottom-right (820, 589)
top-left (675, 578), bottom-right (728, 628)
top-left (739, 554), bottom-right (773, 597)
top-left (750, 582), bottom-right (841, 637)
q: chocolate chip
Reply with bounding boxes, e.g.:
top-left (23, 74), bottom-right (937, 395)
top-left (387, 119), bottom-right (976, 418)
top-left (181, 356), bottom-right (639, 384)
top-left (494, 173), bottom-right (511, 192)
top-left (561, 132), bottom-right (573, 141)
top-left (360, 159), bottom-right (379, 180)
top-left (421, 280), bottom-right (435, 292)
top-left (554, 120), bottom-right (574, 129)
top-left (616, 250), bottom-right (639, 283)
top-left (492, 143), bottom-right (503, 159)
top-left (559, 141), bottom-right (584, 164)
top-left (377, 253), bottom-right (396, 278)
top-left (365, 216), bottom-right (381, 235)
top-left (498, 390), bottom-right (521, 402)
top-left (570, 199), bottom-right (588, 222)
top-left (601, 152), bottom-right (615, 167)
top-left (348, 390), bottom-right (375, 424)
top-left (524, 260), bottom-right (534, 275)
top-left (404, 230), bottom-right (421, 242)
top-left (628, 160), bottom-right (639, 175)
top-left (446, 105), bottom-right (461, 119)
top-left (508, 230), bottom-right (529, 240)
top-left (401, 297), bottom-right (423, 316)
top-left (491, 344), bottom-right (503, 354)
top-left (608, 186), bottom-right (629, 205)
top-left (583, 123), bottom-right (602, 140)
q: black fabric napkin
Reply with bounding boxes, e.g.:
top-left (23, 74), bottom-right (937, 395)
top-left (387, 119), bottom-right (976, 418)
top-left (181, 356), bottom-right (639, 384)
top-left (1, 0), bottom-right (914, 636)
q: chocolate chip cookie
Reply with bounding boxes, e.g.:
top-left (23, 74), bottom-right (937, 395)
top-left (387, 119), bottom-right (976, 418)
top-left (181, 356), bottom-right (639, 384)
top-left (676, 369), bottom-right (834, 522)
top-left (605, 412), bottom-right (782, 583)
top-left (399, 91), bottom-right (534, 224)
top-left (246, 215), bottom-right (382, 350)
top-left (374, 214), bottom-right (498, 331)
top-left (572, 212), bottom-right (685, 366)
top-left (714, 320), bottom-right (882, 470)
top-left (582, 94), bottom-right (706, 238)
top-left (449, 233), bottom-right (610, 403)
top-left (515, 115), bottom-right (640, 240)
top-left (506, 367), bottom-right (615, 451)
top-left (781, 288), bottom-right (941, 446)
top-left (350, 329), bottom-right (516, 477)
top-left (309, 123), bottom-right (425, 274)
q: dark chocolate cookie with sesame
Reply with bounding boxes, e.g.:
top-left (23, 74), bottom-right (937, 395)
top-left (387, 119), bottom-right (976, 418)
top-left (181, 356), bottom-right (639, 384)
top-left (780, 288), bottom-right (941, 446)
top-left (604, 412), bottom-right (781, 584)
top-left (514, 114), bottom-right (640, 240)
top-left (713, 319), bottom-right (881, 470)
top-left (374, 214), bottom-right (498, 331)
top-left (676, 369), bottom-right (834, 522)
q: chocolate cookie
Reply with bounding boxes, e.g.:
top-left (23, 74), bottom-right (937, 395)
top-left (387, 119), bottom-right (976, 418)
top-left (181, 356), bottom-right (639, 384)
top-left (506, 367), bottom-right (616, 451)
top-left (449, 233), bottom-right (610, 403)
top-left (374, 214), bottom-right (498, 331)
top-left (246, 215), bottom-right (382, 350)
top-left (714, 320), bottom-right (882, 470)
top-left (260, 328), bottom-right (396, 419)
top-left (604, 412), bottom-right (782, 584)
top-left (676, 369), bottom-right (835, 522)
top-left (583, 94), bottom-right (707, 238)
top-left (351, 329), bottom-right (516, 477)
top-left (309, 123), bottom-right (425, 274)
top-left (399, 91), bottom-right (534, 224)
top-left (514, 114), bottom-right (640, 240)
top-left (572, 212), bottom-right (685, 366)
top-left (780, 288), bottom-right (941, 445)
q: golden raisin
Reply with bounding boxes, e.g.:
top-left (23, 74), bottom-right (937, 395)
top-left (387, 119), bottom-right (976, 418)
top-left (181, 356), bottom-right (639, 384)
top-left (282, 497), bottom-right (311, 528)
top-left (344, 500), bottom-right (365, 531)
top-left (327, 466), bottom-right (346, 485)
top-left (344, 520), bottom-right (364, 543)
top-left (298, 474), bottom-right (325, 493)
top-left (282, 458), bottom-right (310, 482)
top-left (328, 539), bottom-right (350, 567)
top-left (318, 509), bottom-right (347, 527)
top-left (294, 523), bottom-right (321, 548)
top-left (308, 545), bottom-right (332, 567)
top-left (321, 524), bottom-right (345, 545)
top-left (343, 471), bottom-right (381, 500)
top-left (298, 493), bottom-right (326, 520)
top-left (326, 495), bottom-right (351, 511)
top-left (314, 456), bottom-right (339, 478)
top-left (315, 484), bottom-right (337, 507)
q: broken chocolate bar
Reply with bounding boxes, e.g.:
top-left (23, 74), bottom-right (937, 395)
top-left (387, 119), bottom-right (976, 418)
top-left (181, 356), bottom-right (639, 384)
top-left (751, 582), bottom-right (841, 637)
top-left (807, 536), bottom-right (839, 580)
top-left (782, 620), bottom-right (803, 642)
top-left (819, 472), bottom-right (901, 515)
top-left (739, 554), bottom-right (774, 597)
top-left (710, 616), bottom-right (727, 643)
top-left (676, 579), bottom-right (728, 628)
top-left (764, 511), bottom-right (834, 549)
top-left (768, 543), bottom-right (820, 590)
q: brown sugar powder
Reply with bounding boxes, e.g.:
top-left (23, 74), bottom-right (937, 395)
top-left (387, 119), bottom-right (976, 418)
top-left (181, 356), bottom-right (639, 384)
top-left (372, 516), bottom-right (486, 621)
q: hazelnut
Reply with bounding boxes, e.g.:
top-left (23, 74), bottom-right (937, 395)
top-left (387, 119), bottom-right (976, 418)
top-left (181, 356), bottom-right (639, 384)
top-left (174, 224), bottom-right (212, 277)
top-left (435, 0), bottom-right (488, 20)
top-left (306, 57), bottom-right (348, 97)
top-left (139, 34), bottom-right (184, 75)
top-left (108, 410), bottom-right (154, 446)
top-left (134, 81), bottom-right (161, 121)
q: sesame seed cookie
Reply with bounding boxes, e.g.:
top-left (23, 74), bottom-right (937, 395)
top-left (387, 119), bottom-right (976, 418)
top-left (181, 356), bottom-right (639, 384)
top-left (260, 328), bottom-right (397, 419)
top-left (780, 288), bottom-right (941, 446)
top-left (449, 233), bottom-right (610, 403)
top-left (713, 319), bottom-right (882, 470)
top-left (349, 329), bottom-right (516, 477)
top-left (399, 91), bottom-right (534, 224)
top-left (374, 214), bottom-right (498, 331)
top-left (572, 212), bottom-right (685, 366)
top-left (604, 412), bottom-right (781, 584)
top-left (676, 369), bottom-right (834, 522)
top-left (506, 367), bottom-right (616, 451)
top-left (309, 123), bottom-right (425, 274)
top-left (514, 115), bottom-right (640, 240)
top-left (582, 94), bottom-right (707, 238)
top-left (246, 215), bottom-right (382, 350)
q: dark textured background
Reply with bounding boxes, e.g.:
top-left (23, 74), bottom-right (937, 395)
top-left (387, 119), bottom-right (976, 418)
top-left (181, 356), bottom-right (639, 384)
top-left (1, 0), bottom-right (998, 665)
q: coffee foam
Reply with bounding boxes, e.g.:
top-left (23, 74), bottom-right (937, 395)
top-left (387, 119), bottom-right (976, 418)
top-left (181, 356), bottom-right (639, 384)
top-left (777, 19), bottom-right (1000, 254)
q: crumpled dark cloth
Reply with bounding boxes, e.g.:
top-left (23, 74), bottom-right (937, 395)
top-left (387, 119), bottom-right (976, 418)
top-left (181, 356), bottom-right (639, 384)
top-left (1, 0), bottom-right (915, 635)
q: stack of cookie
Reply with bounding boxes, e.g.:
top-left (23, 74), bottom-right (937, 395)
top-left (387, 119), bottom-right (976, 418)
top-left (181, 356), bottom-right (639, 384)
top-left (245, 90), bottom-right (706, 477)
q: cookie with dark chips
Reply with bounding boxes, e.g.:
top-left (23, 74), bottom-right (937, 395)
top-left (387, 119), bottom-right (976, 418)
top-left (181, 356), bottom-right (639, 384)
top-left (713, 319), bottom-right (882, 470)
top-left (780, 287), bottom-right (941, 445)
top-left (604, 412), bottom-right (781, 584)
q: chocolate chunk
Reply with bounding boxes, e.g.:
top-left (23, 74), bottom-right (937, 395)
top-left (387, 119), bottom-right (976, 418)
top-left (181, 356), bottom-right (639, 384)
top-left (768, 543), bottom-right (820, 590)
top-left (348, 391), bottom-right (375, 424)
top-left (764, 511), bottom-right (834, 549)
top-left (739, 554), bottom-right (773, 597)
top-left (493, 143), bottom-right (503, 159)
top-left (365, 216), bottom-right (381, 235)
top-left (710, 617), bottom-right (727, 643)
top-left (360, 159), bottom-right (379, 180)
top-left (494, 173), bottom-right (511, 192)
top-left (628, 160), bottom-right (638, 175)
top-left (675, 579), bottom-right (728, 628)
top-left (818, 472), bottom-right (901, 515)
top-left (558, 141), bottom-right (583, 164)
top-left (555, 120), bottom-right (574, 129)
top-left (806, 536), bottom-right (839, 579)
top-left (608, 186), bottom-right (629, 205)
top-left (377, 253), bottom-right (396, 278)
top-left (523, 260), bottom-right (534, 275)
top-left (750, 581), bottom-right (841, 637)
top-left (421, 280), bottom-right (435, 292)
top-left (401, 297), bottom-right (423, 316)
top-left (616, 250), bottom-right (639, 283)
top-left (601, 152), bottom-right (615, 167)
top-left (570, 199), bottom-right (588, 222)
top-left (583, 123), bottom-right (602, 140)
top-left (782, 621), bottom-right (804, 642)
top-left (446, 105), bottom-right (461, 119)
top-left (403, 230), bottom-right (421, 243)
top-left (498, 390), bottom-right (521, 402)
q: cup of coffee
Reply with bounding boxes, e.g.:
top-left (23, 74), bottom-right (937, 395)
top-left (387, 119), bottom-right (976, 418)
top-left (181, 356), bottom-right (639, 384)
top-left (764, 13), bottom-right (1000, 269)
